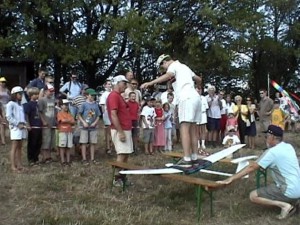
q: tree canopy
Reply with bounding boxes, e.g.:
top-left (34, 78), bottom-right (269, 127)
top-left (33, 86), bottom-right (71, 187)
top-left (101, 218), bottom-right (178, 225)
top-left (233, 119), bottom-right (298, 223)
top-left (0, 0), bottom-right (299, 98)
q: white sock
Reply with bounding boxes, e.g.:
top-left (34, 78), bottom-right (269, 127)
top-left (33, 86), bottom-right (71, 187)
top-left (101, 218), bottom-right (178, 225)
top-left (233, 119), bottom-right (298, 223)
top-left (191, 153), bottom-right (198, 160)
top-left (201, 140), bottom-right (205, 146)
top-left (198, 140), bottom-right (201, 148)
top-left (183, 156), bottom-right (191, 161)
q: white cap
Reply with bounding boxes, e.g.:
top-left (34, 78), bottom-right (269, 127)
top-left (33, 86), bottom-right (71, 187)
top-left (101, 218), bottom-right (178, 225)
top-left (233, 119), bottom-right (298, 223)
top-left (156, 54), bottom-right (170, 67)
top-left (62, 99), bottom-right (70, 104)
top-left (111, 75), bottom-right (129, 85)
top-left (11, 86), bottom-right (23, 94)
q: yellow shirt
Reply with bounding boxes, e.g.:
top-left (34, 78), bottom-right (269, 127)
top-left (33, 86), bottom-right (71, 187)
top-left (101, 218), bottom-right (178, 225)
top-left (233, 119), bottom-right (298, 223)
top-left (233, 104), bottom-right (249, 122)
top-left (271, 108), bottom-right (285, 129)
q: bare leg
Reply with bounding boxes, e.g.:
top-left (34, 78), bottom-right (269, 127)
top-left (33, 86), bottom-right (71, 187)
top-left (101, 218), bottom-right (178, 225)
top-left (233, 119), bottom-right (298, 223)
top-left (66, 148), bottom-right (71, 163)
top-left (10, 140), bottom-right (18, 171)
top-left (0, 124), bottom-right (5, 144)
top-left (90, 144), bottom-right (95, 161)
top-left (190, 123), bottom-right (198, 155)
top-left (81, 144), bottom-right (87, 161)
top-left (250, 190), bottom-right (292, 217)
top-left (180, 122), bottom-right (192, 157)
top-left (60, 148), bottom-right (65, 163)
top-left (16, 141), bottom-right (23, 169)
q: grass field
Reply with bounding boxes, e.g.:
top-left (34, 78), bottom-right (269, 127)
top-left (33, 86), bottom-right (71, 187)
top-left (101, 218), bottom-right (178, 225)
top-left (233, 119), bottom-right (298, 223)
top-left (0, 127), bottom-right (299, 225)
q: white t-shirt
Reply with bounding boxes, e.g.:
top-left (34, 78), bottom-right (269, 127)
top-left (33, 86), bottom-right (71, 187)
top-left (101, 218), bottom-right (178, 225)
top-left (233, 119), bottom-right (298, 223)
top-left (167, 60), bottom-right (199, 103)
top-left (222, 134), bottom-right (241, 146)
top-left (206, 94), bottom-right (221, 118)
top-left (140, 105), bottom-right (156, 128)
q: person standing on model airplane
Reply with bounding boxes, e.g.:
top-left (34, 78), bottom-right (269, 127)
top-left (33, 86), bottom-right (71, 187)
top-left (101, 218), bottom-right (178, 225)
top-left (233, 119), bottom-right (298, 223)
top-left (141, 54), bottom-right (202, 166)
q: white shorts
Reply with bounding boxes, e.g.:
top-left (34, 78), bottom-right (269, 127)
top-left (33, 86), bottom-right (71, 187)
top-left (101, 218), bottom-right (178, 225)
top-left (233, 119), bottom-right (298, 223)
top-left (58, 132), bottom-right (73, 148)
top-left (10, 127), bottom-right (27, 140)
top-left (178, 97), bottom-right (202, 123)
top-left (111, 129), bottom-right (133, 154)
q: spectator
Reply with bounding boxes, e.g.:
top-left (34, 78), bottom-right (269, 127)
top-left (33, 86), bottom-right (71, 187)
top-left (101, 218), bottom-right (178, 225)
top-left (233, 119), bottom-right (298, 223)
top-left (0, 77), bottom-right (10, 145)
top-left (246, 97), bottom-right (257, 149)
top-left (99, 79), bottom-right (113, 155)
top-left (233, 95), bottom-right (249, 144)
top-left (59, 72), bottom-right (83, 117)
top-left (107, 75), bottom-right (134, 187)
top-left (206, 85), bottom-right (222, 147)
top-left (258, 89), bottom-right (274, 132)
top-left (38, 84), bottom-right (56, 163)
top-left (77, 88), bottom-right (101, 164)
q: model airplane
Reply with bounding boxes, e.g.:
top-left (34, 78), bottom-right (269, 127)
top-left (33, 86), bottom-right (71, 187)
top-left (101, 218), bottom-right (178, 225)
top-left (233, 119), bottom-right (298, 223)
top-left (120, 144), bottom-right (247, 175)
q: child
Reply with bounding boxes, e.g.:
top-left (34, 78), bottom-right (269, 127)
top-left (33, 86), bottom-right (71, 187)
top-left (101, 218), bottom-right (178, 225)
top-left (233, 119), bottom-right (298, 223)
top-left (23, 87), bottom-right (42, 166)
top-left (78, 88), bottom-right (101, 164)
top-left (57, 99), bottom-right (75, 166)
top-left (196, 86), bottom-right (209, 155)
top-left (226, 112), bottom-right (239, 136)
top-left (222, 126), bottom-right (241, 159)
top-left (6, 86), bottom-right (27, 172)
top-left (222, 126), bottom-right (241, 147)
top-left (38, 84), bottom-right (56, 163)
top-left (127, 92), bottom-right (140, 153)
top-left (99, 79), bottom-right (112, 155)
top-left (163, 103), bottom-right (173, 151)
top-left (153, 99), bottom-right (165, 153)
top-left (140, 97), bottom-right (156, 155)
top-left (271, 98), bottom-right (287, 130)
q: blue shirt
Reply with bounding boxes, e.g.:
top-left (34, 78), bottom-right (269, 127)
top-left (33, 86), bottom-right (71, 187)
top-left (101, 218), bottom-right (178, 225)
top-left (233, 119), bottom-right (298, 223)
top-left (28, 78), bottom-right (45, 90)
top-left (257, 141), bottom-right (300, 198)
top-left (59, 81), bottom-right (82, 100)
top-left (23, 100), bottom-right (42, 127)
top-left (78, 101), bottom-right (101, 130)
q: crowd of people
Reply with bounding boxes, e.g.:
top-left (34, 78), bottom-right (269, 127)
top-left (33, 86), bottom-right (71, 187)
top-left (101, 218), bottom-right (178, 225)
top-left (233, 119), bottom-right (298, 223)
top-left (0, 55), bottom-right (299, 219)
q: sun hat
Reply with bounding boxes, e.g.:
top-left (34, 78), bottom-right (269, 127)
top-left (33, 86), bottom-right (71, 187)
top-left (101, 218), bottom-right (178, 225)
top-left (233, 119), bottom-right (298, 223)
top-left (11, 86), bottom-right (23, 94)
top-left (0, 77), bottom-right (7, 82)
top-left (156, 54), bottom-right (170, 67)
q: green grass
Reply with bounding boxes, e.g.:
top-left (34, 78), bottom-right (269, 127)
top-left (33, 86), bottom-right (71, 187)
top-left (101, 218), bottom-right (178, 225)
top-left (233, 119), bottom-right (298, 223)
top-left (0, 130), bottom-right (299, 225)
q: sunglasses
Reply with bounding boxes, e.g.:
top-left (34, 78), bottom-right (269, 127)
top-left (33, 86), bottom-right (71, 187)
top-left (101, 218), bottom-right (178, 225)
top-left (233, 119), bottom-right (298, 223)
top-left (131, 83), bottom-right (138, 85)
top-left (260, 92), bottom-right (264, 94)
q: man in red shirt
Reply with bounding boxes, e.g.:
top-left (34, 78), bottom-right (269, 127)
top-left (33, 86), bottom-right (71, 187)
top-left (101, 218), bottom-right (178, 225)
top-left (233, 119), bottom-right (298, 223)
top-left (107, 75), bottom-right (133, 186)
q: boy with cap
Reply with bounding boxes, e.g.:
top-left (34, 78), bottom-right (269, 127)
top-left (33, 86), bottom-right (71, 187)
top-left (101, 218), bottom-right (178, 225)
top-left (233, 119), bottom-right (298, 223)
top-left (57, 99), bottom-right (75, 166)
top-left (38, 84), bottom-right (56, 163)
top-left (218, 125), bottom-right (300, 220)
top-left (77, 88), bottom-right (101, 164)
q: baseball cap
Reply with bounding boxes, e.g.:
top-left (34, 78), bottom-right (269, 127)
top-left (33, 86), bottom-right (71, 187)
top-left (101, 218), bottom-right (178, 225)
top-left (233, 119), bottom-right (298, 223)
top-left (264, 125), bottom-right (283, 137)
top-left (62, 99), bottom-right (70, 104)
top-left (156, 54), bottom-right (170, 67)
top-left (86, 88), bottom-right (97, 96)
top-left (44, 84), bottom-right (55, 92)
top-left (111, 75), bottom-right (128, 85)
